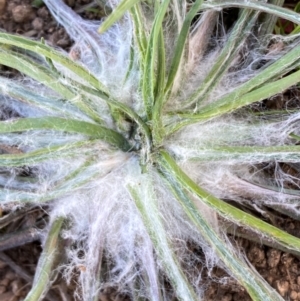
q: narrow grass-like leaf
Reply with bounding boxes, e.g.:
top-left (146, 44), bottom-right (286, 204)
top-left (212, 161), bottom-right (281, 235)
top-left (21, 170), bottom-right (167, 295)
top-left (0, 77), bottom-right (86, 119)
top-left (0, 189), bottom-right (43, 203)
top-left (196, 68), bottom-right (300, 121)
top-left (0, 49), bottom-right (74, 100)
top-left (184, 9), bottom-right (258, 109)
top-left (0, 33), bottom-right (107, 93)
top-left (143, 0), bottom-right (170, 119)
top-left (128, 178), bottom-right (198, 301)
top-left (0, 174), bottom-right (40, 191)
top-left (158, 150), bottom-right (300, 255)
top-left (173, 145), bottom-right (300, 163)
top-left (0, 49), bottom-right (104, 123)
top-left (165, 0), bottom-right (203, 94)
top-left (0, 154), bottom-right (124, 203)
top-left (196, 42), bottom-right (300, 113)
top-left (200, 0), bottom-right (300, 25)
top-left (258, 0), bottom-right (285, 37)
top-left (155, 30), bottom-right (166, 101)
top-left (244, 179), bottom-right (300, 197)
top-left (0, 117), bottom-right (131, 151)
top-left (98, 0), bottom-right (141, 33)
top-left (24, 217), bottom-right (64, 301)
top-left (163, 176), bottom-right (284, 301)
top-left (123, 45), bottom-right (136, 84)
top-left (0, 141), bottom-right (92, 167)
top-left (152, 29), bottom-right (166, 145)
top-left (179, 33), bottom-right (300, 115)
top-left (167, 67), bottom-right (300, 134)
top-left (290, 133), bottom-right (300, 141)
top-left (129, 4), bottom-right (147, 61)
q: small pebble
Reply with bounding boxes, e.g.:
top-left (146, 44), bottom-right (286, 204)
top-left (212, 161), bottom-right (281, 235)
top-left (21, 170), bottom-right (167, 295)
top-left (37, 6), bottom-right (49, 18)
top-left (290, 290), bottom-right (298, 300)
top-left (32, 17), bottom-right (43, 31)
top-left (267, 249), bottom-right (281, 268)
top-left (23, 30), bottom-right (37, 37)
top-left (275, 280), bottom-right (289, 297)
top-left (57, 38), bottom-right (70, 48)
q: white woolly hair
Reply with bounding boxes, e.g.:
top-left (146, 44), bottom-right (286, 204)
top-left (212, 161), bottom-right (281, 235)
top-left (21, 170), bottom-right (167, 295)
top-left (1, 0), bottom-right (300, 300)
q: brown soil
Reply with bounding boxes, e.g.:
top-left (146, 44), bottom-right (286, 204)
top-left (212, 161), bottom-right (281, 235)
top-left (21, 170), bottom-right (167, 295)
top-left (1, 1), bottom-right (300, 301)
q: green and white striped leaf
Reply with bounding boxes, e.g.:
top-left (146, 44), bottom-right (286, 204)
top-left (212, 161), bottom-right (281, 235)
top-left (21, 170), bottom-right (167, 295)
top-left (0, 117), bottom-right (131, 151)
top-left (158, 150), bottom-right (300, 256)
top-left (163, 175), bottom-right (284, 301)
top-left (128, 175), bottom-right (198, 301)
top-left (98, 0), bottom-right (141, 33)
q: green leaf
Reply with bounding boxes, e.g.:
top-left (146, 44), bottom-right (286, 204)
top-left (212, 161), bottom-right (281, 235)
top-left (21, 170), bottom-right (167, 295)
top-left (173, 145), bottom-right (300, 163)
top-left (184, 9), bottom-right (258, 109)
top-left (200, 0), bottom-right (300, 25)
top-left (0, 117), bottom-right (131, 151)
top-left (164, 176), bottom-right (284, 301)
top-left (158, 150), bottom-right (300, 256)
top-left (0, 77), bottom-right (85, 119)
top-left (198, 68), bottom-right (300, 121)
top-left (0, 33), bottom-right (107, 93)
top-left (142, 0), bottom-right (170, 119)
top-left (165, 0), bottom-right (203, 93)
top-left (0, 155), bottom-right (122, 203)
top-left (129, 4), bottom-right (147, 60)
top-left (152, 29), bottom-right (166, 145)
top-left (258, 0), bottom-right (285, 37)
top-left (31, 0), bottom-right (44, 8)
top-left (0, 49), bottom-right (74, 100)
top-left (24, 217), bottom-right (64, 301)
top-left (167, 64), bottom-right (300, 134)
top-left (128, 176), bottom-right (198, 301)
top-left (98, 0), bottom-right (141, 33)
top-left (0, 49), bottom-right (104, 123)
top-left (0, 141), bottom-right (92, 167)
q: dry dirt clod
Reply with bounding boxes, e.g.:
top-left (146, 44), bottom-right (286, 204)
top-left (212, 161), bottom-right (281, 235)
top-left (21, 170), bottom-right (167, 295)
top-left (32, 17), bottom-right (43, 30)
top-left (12, 5), bottom-right (34, 23)
top-left (267, 249), bottom-right (281, 268)
top-left (0, 292), bottom-right (17, 301)
top-left (275, 280), bottom-right (290, 297)
top-left (290, 290), bottom-right (298, 300)
top-left (0, 285), bottom-right (6, 294)
top-left (0, 278), bottom-right (9, 287)
top-left (0, 0), bottom-right (6, 15)
top-left (221, 293), bottom-right (233, 301)
top-left (247, 245), bottom-right (266, 268)
top-left (57, 38), bottom-right (70, 48)
top-left (297, 275), bottom-right (300, 286)
top-left (23, 29), bottom-right (38, 37)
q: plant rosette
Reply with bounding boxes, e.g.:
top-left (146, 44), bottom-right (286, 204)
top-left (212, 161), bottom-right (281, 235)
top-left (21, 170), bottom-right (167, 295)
top-left (1, 1), bottom-right (300, 301)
